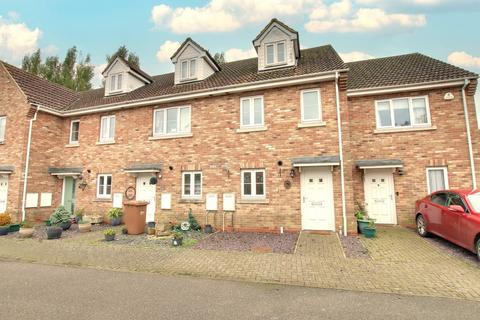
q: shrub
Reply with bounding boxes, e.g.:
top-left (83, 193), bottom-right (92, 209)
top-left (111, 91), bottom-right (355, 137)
top-left (74, 208), bottom-right (85, 220)
top-left (187, 209), bottom-right (201, 231)
top-left (107, 208), bottom-right (123, 219)
top-left (104, 229), bottom-right (116, 236)
top-left (49, 206), bottom-right (71, 226)
top-left (172, 231), bottom-right (184, 240)
top-left (21, 221), bottom-right (34, 228)
top-left (0, 213), bottom-right (12, 226)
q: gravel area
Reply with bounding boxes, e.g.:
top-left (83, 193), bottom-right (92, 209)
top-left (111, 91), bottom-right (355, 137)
top-left (108, 231), bottom-right (206, 248)
top-left (340, 235), bottom-right (371, 259)
top-left (3, 223), bottom-right (111, 240)
top-left (423, 233), bottom-right (479, 267)
top-left (194, 232), bottom-right (299, 254)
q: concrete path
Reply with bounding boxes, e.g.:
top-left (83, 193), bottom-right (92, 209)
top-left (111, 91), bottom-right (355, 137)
top-left (1, 261), bottom-right (479, 320)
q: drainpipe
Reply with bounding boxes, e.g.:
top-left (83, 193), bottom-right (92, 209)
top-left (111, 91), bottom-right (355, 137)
top-left (335, 72), bottom-right (348, 236)
top-left (21, 106), bottom-right (39, 221)
top-left (461, 79), bottom-right (477, 189)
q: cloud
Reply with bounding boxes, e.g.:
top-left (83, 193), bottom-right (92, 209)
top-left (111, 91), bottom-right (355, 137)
top-left (339, 51), bottom-right (375, 62)
top-left (43, 44), bottom-right (58, 56)
top-left (224, 48), bottom-right (257, 62)
top-left (0, 16), bottom-right (41, 63)
top-left (92, 63), bottom-right (107, 89)
top-left (156, 40), bottom-right (181, 62)
top-left (447, 51), bottom-right (480, 69)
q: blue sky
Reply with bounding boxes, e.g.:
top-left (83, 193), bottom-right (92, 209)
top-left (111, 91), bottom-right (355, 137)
top-left (0, 0), bottom-right (479, 100)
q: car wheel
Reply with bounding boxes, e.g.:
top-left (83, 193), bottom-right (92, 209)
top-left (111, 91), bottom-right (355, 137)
top-left (476, 239), bottom-right (480, 261)
top-left (416, 214), bottom-right (429, 237)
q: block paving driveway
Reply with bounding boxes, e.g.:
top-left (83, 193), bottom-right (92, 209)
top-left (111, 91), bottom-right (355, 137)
top-left (0, 226), bottom-right (479, 301)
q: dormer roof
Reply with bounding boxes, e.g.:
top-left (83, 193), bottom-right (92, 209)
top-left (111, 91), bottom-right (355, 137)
top-left (252, 18), bottom-right (300, 60)
top-left (170, 37), bottom-right (221, 72)
top-left (102, 55), bottom-right (153, 84)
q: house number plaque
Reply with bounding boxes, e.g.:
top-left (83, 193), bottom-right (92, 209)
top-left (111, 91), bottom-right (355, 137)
top-left (125, 186), bottom-right (136, 200)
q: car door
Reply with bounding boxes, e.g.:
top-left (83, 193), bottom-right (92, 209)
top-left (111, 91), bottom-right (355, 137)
top-left (427, 192), bottom-right (448, 237)
top-left (442, 192), bottom-right (465, 245)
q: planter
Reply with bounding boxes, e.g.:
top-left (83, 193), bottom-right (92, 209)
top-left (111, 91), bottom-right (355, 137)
top-left (204, 224), bottom-right (213, 234)
top-left (0, 226), bottom-right (9, 236)
top-left (357, 219), bottom-right (370, 234)
top-left (363, 227), bottom-right (377, 238)
top-left (104, 234), bottom-right (115, 241)
top-left (9, 223), bottom-right (21, 233)
top-left (60, 221), bottom-right (72, 231)
top-left (171, 237), bottom-right (183, 247)
top-left (19, 227), bottom-right (34, 238)
top-left (46, 226), bottom-right (62, 239)
top-left (147, 227), bottom-right (156, 235)
top-left (44, 220), bottom-right (51, 226)
top-left (78, 223), bottom-right (92, 233)
top-left (110, 217), bottom-right (122, 226)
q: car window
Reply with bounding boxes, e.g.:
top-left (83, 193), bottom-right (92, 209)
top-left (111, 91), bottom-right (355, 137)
top-left (430, 192), bottom-right (448, 206)
top-left (447, 193), bottom-right (468, 213)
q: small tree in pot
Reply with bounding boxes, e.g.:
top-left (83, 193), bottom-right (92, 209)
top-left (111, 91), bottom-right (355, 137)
top-left (104, 229), bottom-right (116, 241)
top-left (50, 206), bottom-right (72, 230)
top-left (107, 208), bottom-right (123, 226)
top-left (0, 213), bottom-right (12, 236)
top-left (354, 202), bottom-right (370, 234)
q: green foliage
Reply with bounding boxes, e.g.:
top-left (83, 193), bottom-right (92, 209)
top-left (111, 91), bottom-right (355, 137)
top-left (171, 223), bottom-right (182, 232)
top-left (104, 229), bottom-right (116, 236)
top-left (172, 231), bottom-right (184, 240)
top-left (182, 238), bottom-right (198, 247)
top-left (106, 45), bottom-right (140, 68)
top-left (0, 213), bottom-right (12, 226)
top-left (367, 218), bottom-right (376, 228)
top-left (49, 206), bottom-right (71, 226)
top-left (188, 209), bottom-right (201, 231)
top-left (20, 221), bottom-right (34, 228)
top-left (107, 208), bottom-right (123, 219)
top-left (354, 201), bottom-right (368, 220)
top-left (213, 52), bottom-right (225, 65)
top-left (74, 208), bottom-right (85, 219)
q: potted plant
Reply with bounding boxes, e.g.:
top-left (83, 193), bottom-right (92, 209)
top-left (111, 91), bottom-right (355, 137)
top-left (9, 222), bottom-right (21, 233)
top-left (354, 202), bottom-right (369, 234)
top-left (19, 221), bottom-right (35, 238)
top-left (107, 208), bottom-right (123, 226)
top-left (147, 221), bottom-right (156, 235)
top-left (0, 213), bottom-right (12, 236)
top-left (46, 225), bottom-right (63, 239)
top-left (204, 224), bottom-right (213, 234)
top-left (363, 219), bottom-right (377, 238)
top-left (74, 209), bottom-right (85, 223)
top-left (78, 220), bottom-right (92, 233)
top-left (104, 229), bottom-right (116, 241)
top-left (50, 206), bottom-right (72, 231)
top-left (171, 231), bottom-right (184, 247)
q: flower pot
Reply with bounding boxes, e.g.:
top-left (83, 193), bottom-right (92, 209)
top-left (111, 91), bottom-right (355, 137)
top-left (19, 227), bottom-right (34, 238)
top-left (171, 237), bottom-right (183, 246)
top-left (363, 227), bottom-right (377, 238)
top-left (0, 226), bottom-right (9, 236)
top-left (204, 224), bottom-right (213, 234)
top-left (104, 234), bottom-right (115, 241)
top-left (9, 223), bottom-right (20, 233)
top-left (147, 227), bottom-right (156, 235)
top-left (78, 223), bottom-right (92, 233)
top-left (60, 221), bottom-right (72, 231)
top-left (357, 219), bottom-right (370, 234)
top-left (46, 226), bottom-right (62, 239)
top-left (110, 217), bottom-right (122, 226)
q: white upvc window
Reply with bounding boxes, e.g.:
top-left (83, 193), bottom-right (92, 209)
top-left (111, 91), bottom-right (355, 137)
top-left (110, 73), bottom-right (123, 92)
top-left (375, 96), bottom-right (431, 130)
top-left (241, 169), bottom-right (266, 199)
top-left (69, 120), bottom-right (80, 144)
top-left (426, 167), bottom-right (449, 194)
top-left (182, 171), bottom-right (202, 199)
top-left (240, 96), bottom-right (264, 127)
top-left (301, 89), bottom-right (322, 123)
top-left (97, 174), bottom-right (112, 198)
top-left (100, 115), bottom-right (115, 142)
top-left (153, 106), bottom-right (191, 136)
top-left (265, 41), bottom-right (286, 66)
top-left (180, 59), bottom-right (197, 81)
top-left (0, 116), bottom-right (6, 142)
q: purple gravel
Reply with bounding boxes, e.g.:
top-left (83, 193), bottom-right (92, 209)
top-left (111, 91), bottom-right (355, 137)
top-left (340, 235), bottom-right (371, 259)
top-left (194, 232), bottom-right (299, 254)
top-left (424, 233), bottom-right (479, 267)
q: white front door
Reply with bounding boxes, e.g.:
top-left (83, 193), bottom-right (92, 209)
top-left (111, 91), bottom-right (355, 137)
top-left (364, 169), bottom-right (396, 224)
top-left (301, 167), bottom-right (335, 231)
top-left (136, 174), bottom-right (157, 222)
top-left (0, 175), bottom-right (8, 213)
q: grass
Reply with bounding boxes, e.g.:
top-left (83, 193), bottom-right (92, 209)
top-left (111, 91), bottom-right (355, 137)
top-left (182, 238), bottom-right (198, 248)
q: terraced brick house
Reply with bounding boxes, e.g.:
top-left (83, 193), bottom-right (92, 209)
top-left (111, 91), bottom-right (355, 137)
top-left (0, 19), bottom-right (478, 235)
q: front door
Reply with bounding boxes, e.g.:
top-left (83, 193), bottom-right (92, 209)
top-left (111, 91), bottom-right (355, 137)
top-left (301, 167), bottom-right (335, 231)
top-left (136, 174), bottom-right (156, 222)
top-left (364, 169), bottom-right (396, 224)
top-left (63, 176), bottom-right (76, 214)
top-left (0, 175), bottom-right (8, 213)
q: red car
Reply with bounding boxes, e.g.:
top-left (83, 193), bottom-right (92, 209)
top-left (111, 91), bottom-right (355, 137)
top-left (415, 189), bottom-right (480, 259)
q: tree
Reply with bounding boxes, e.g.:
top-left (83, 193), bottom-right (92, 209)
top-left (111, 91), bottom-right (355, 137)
top-left (22, 49), bottom-right (42, 75)
top-left (106, 45), bottom-right (140, 68)
top-left (213, 52), bottom-right (225, 65)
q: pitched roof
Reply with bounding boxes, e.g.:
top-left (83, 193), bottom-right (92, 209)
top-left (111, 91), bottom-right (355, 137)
top-left (1, 62), bottom-right (79, 111)
top-left (253, 18), bottom-right (299, 43)
top-left (347, 53), bottom-right (478, 90)
top-left (102, 55), bottom-right (153, 83)
top-left (170, 37), bottom-right (221, 71)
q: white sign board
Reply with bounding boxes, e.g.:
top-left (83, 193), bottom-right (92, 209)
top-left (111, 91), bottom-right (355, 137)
top-left (40, 193), bottom-right (52, 207)
top-left (26, 193), bottom-right (38, 208)
top-left (223, 193), bottom-right (235, 211)
top-left (112, 193), bottom-right (123, 208)
top-left (206, 193), bottom-right (218, 211)
top-left (161, 193), bottom-right (172, 209)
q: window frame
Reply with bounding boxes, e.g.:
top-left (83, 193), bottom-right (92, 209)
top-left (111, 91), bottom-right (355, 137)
top-left (153, 106), bottom-right (191, 136)
top-left (426, 167), bottom-right (449, 194)
top-left (180, 58), bottom-right (197, 81)
top-left (241, 169), bottom-right (266, 200)
top-left (0, 116), bottom-right (6, 142)
top-left (375, 95), bottom-right (431, 130)
top-left (181, 171), bottom-right (202, 199)
top-left (110, 73), bottom-right (123, 93)
top-left (96, 174), bottom-right (112, 199)
top-left (99, 115), bottom-right (116, 142)
top-left (300, 89), bottom-right (322, 123)
top-left (240, 96), bottom-right (264, 128)
top-left (265, 41), bottom-right (287, 66)
top-left (69, 119), bottom-right (80, 144)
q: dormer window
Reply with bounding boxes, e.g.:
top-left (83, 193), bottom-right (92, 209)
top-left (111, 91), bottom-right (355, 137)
top-left (266, 41), bottom-right (286, 66)
top-left (180, 59), bottom-right (197, 81)
top-left (110, 73), bottom-right (123, 92)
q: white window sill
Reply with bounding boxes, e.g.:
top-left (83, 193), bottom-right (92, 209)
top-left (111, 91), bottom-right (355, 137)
top-left (374, 125), bottom-right (436, 134)
top-left (238, 198), bottom-right (269, 204)
top-left (297, 121), bottom-right (326, 129)
top-left (179, 78), bottom-right (198, 83)
top-left (149, 133), bottom-right (193, 140)
top-left (265, 62), bottom-right (287, 68)
top-left (93, 198), bottom-right (111, 202)
top-left (65, 143), bottom-right (79, 148)
top-left (179, 198), bottom-right (203, 203)
top-left (236, 126), bottom-right (267, 133)
top-left (96, 140), bottom-right (115, 145)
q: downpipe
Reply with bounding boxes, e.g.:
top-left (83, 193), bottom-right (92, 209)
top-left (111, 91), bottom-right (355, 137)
top-left (21, 107), bottom-right (39, 221)
top-left (461, 79), bottom-right (476, 189)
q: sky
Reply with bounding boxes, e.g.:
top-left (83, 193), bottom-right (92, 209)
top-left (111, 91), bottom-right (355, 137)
top-left (0, 0), bottom-right (479, 106)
